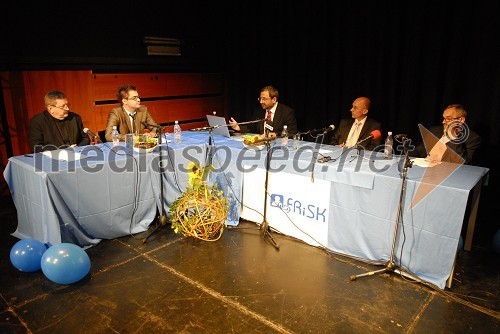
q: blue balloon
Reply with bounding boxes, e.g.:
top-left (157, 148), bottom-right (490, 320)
top-left (10, 238), bottom-right (47, 272)
top-left (41, 243), bottom-right (91, 284)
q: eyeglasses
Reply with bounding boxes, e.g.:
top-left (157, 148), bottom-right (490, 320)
top-left (127, 96), bottom-right (141, 101)
top-left (257, 97), bottom-right (271, 102)
top-left (443, 116), bottom-right (460, 122)
top-left (51, 104), bottom-right (70, 110)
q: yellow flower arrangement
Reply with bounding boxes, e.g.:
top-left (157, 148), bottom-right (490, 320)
top-left (169, 162), bottom-right (229, 241)
top-left (243, 134), bottom-right (262, 146)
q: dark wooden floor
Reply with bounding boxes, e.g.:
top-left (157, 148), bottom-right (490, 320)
top-left (0, 193), bottom-right (498, 333)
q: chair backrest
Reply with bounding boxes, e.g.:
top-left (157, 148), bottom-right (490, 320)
top-left (98, 130), bottom-right (106, 142)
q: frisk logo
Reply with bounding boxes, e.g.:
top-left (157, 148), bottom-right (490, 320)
top-left (270, 194), bottom-right (327, 222)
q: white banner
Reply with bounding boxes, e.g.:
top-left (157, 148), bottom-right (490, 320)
top-left (241, 168), bottom-right (331, 247)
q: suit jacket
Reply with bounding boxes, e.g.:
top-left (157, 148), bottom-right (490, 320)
top-left (105, 106), bottom-right (158, 142)
top-left (29, 110), bottom-right (90, 153)
top-left (239, 103), bottom-right (297, 137)
top-left (330, 117), bottom-right (382, 151)
top-left (413, 125), bottom-right (481, 165)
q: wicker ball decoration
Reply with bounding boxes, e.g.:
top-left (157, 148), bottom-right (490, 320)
top-left (170, 187), bottom-right (228, 241)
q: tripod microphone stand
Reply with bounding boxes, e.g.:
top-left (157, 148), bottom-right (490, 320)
top-left (259, 136), bottom-right (280, 250)
top-left (350, 137), bottom-right (414, 281)
top-left (143, 125), bottom-right (169, 244)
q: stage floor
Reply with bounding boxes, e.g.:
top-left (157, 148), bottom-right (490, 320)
top-left (0, 194), bottom-right (498, 333)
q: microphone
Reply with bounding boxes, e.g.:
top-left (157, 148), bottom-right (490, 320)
top-left (264, 121), bottom-right (274, 137)
top-left (264, 122), bottom-right (274, 132)
top-left (355, 129), bottom-right (382, 145)
top-left (322, 124), bottom-right (335, 134)
top-left (141, 121), bottom-right (162, 129)
top-left (83, 128), bottom-right (101, 144)
top-left (394, 133), bottom-right (409, 140)
top-left (309, 124), bottom-right (336, 134)
top-left (83, 128), bottom-right (97, 138)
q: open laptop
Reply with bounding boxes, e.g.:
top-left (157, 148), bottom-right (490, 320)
top-left (206, 114), bottom-right (232, 137)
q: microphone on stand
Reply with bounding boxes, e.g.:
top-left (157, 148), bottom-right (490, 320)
top-left (83, 128), bottom-right (101, 143)
top-left (355, 129), bottom-right (382, 146)
top-left (394, 133), bottom-right (409, 141)
top-left (322, 124), bottom-right (336, 134)
top-left (308, 124), bottom-right (336, 139)
top-left (141, 121), bottom-right (162, 129)
top-left (310, 124), bottom-right (336, 134)
top-left (264, 121), bottom-right (274, 137)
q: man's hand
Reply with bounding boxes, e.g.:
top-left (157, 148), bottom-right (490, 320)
top-left (229, 117), bottom-right (241, 131)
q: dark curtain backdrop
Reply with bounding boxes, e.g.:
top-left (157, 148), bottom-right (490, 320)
top-left (2, 1), bottom-right (499, 233)
top-left (224, 1), bottom-right (499, 169)
top-left (3, 1), bottom-right (499, 165)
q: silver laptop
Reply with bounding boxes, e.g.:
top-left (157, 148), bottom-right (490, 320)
top-left (206, 115), bottom-right (231, 138)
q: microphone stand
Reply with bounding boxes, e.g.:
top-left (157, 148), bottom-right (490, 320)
top-left (310, 130), bottom-right (329, 183)
top-left (259, 136), bottom-right (280, 250)
top-left (206, 127), bottom-right (214, 165)
top-left (191, 118), bottom-right (266, 132)
top-left (143, 125), bottom-right (169, 243)
top-left (348, 135), bottom-right (376, 163)
top-left (350, 138), bottom-right (416, 282)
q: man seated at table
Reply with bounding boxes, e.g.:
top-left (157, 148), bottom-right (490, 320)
top-left (413, 104), bottom-right (481, 165)
top-left (29, 90), bottom-right (90, 153)
top-left (330, 96), bottom-right (382, 151)
top-left (105, 84), bottom-right (159, 142)
top-left (228, 85), bottom-right (297, 138)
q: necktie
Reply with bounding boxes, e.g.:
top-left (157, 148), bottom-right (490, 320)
top-left (266, 110), bottom-right (272, 122)
top-left (130, 113), bottom-right (136, 134)
top-left (346, 122), bottom-right (361, 147)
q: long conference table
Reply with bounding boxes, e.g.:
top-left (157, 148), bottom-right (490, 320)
top-left (4, 131), bottom-right (488, 289)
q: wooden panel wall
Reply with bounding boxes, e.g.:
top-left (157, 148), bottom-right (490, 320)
top-left (0, 71), bottom-right (225, 168)
top-left (91, 72), bottom-right (224, 133)
top-left (0, 70), bottom-right (94, 157)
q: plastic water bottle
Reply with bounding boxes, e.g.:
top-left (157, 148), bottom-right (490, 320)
top-left (293, 133), bottom-right (301, 150)
top-left (281, 125), bottom-right (288, 146)
top-left (226, 192), bottom-right (240, 226)
top-left (112, 125), bottom-right (120, 146)
top-left (384, 131), bottom-right (393, 159)
top-left (173, 121), bottom-right (181, 144)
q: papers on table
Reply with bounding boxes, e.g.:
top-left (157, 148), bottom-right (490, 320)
top-left (42, 150), bottom-right (84, 161)
top-left (411, 157), bottom-right (441, 167)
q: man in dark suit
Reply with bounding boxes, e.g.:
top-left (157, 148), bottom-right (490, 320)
top-left (29, 91), bottom-right (90, 153)
top-left (229, 86), bottom-right (297, 137)
top-left (330, 97), bottom-right (382, 151)
top-left (105, 84), bottom-right (159, 142)
top-left (414, 104), bottom-right (481, 165)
